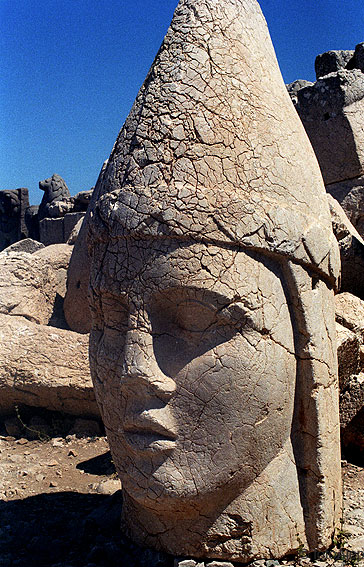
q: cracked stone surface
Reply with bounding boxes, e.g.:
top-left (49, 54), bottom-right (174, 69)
top-left (86, 0), bottom-right (341, 562)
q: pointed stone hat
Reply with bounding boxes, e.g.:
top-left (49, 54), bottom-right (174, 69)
top-left (90, 0), bottom-right (339, 289)
top-left (87, 0), bottom-right (342, 557)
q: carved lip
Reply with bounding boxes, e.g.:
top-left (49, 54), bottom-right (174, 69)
top-left (123, 420), bottom-right (177, 452)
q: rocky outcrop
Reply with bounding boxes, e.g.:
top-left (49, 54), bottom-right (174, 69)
top-left (0, 242), bottom-right (96, 417)
top-left (335, 292), bottom-right (364, 458)
top-left (294, 69), bottom-right (364, 186)
top-left (0, 188), bottom-right (30, 252)
top-left (327, 175), bottom-right (364, 239)
top-left (328, 194), bottom-right (364, 298)
top-left (288, 44), bottom-right (364, 244)
top-left (0, 238), bottom-right (44, 256)
top-left (0, 245), bottom-right (72, 326)
top-left (0, 313), bottom-right (97, 417)
top-left (315, 50), bottom-right (354, 79)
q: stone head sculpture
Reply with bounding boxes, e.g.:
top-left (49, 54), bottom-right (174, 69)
top-left (38, 174), bottom-right (71, 221)
top-left (87, 0), bottom-right (342, 562)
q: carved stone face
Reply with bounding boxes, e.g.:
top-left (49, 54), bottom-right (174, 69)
top-left (89, 239), bottom-right (296, 510)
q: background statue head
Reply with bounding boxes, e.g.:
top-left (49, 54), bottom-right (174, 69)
top-left (38, 174), bottom-right (70, 221)
top-left (87, 0), bottom-right (342, 561)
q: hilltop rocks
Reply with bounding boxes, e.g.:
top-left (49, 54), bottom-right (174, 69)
top-left (294, 69), bottom-right (364, 185)
top-left (327, 175), bottom-right (364, 239)
top-left (0, 188), bottom-right (30, 252)
top-left (328, 194), bottom-right (364, 298)
top-left (315, 50), bottom-right (354, 79)
top-left (335, 292), bottom-right (364, 457)
top-left (289, 43), bottom-right (364, 257)
top-left (0, 242), bottom-right (96, 417)
top-left (0, 251), bottom-right (59, 325)
top-left (0, 313), bottom-right (97, 417)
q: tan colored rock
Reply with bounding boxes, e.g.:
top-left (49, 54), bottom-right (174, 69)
top-left (340, 373), bottom-right (364, 428)
top-left (295, 69), bottom-right (364, 185)
top-left (64, 220), bottom-right (91, 334)
top-left (0, 314), bottom-right (97, 417)
top-left (335, 292), bottom-right (364, 339)
top-left (64, 164), bottom-right (107, 334)
top-left (328, 194), bottom-right (364, 298)
top-left (87, 0), bottom-right (341, 562)
top-left (67, 217), bottom-right (84, 245)
top-left (0, 252), bottom-right (57, 324)
top-left (327, 175), bottom-right (364, 239)
top-left (336, 322), bottom-right (360, 391)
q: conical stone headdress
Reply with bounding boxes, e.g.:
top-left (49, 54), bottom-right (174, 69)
top-left (87, 0), bottom-right (341, 557)
top-left (90, 0), bottom-right (339, 289)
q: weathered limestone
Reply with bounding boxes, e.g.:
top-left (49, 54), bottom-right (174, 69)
top-left (336, 322), bottom-right (360, 391)
top-left (0, 252), bottom-right (59, 325)
top-left (0, 238), bottom-right (44, 256)
top-left (315, 50), bottom-right (354, 79)
top-left (335, 292), bottom-right (364, 457)
top-left (39, 211), bottom-right (85, 246)
top-left (294, 69), bottom-right (364, 185)
top-left (327, 175), bottom-right (364, 239)
top-left (0, 313), bottom-right (96, 417)
top-left (286, 79), bottom-right (313, 105)
top-left (87, 0), bottom-right (341, 562)
top-left (64, 165), bottom-right (106, 334)
top-left (0, 188), bottom-right (30, 251)
top-left (327, 194), bottom-right (364, 298)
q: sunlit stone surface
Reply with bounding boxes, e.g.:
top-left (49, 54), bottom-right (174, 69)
top-left (87, 0), bottom-right (342, 561)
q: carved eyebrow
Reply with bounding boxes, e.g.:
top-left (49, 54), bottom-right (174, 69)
top-left (152, 286), bottom-right (259, 314)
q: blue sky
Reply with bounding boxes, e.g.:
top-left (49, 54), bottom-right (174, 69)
top-left (1, 0), bottom-right (363, 204)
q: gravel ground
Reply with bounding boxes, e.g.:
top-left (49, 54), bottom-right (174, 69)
top-left (0, 412), bottom-right (363, 567)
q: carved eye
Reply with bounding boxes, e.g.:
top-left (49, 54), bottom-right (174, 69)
top-left (175, 300), bottom-right (217, 332)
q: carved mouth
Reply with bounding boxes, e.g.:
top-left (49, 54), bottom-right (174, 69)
top-left (123, 421), bottom-right (177, 452)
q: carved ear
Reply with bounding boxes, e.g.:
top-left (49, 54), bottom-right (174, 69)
top-left (284, 260), bottom-right (341, 549)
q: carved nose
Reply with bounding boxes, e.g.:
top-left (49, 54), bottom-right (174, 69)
top-left (122, 328), bottom-right (176, 400)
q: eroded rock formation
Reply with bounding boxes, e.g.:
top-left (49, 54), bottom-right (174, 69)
top-left (289, 44), bottom-right (364, 244)
top-left (86, 0), bottom-right (341, 561)
top-left (0, 188), bottom-right (30, 252)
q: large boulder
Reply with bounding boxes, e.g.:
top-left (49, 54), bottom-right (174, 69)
top-left (0, 238), bottom-right (44, 256)
top-left (0, 188), bottom-right (30, 252)
top-left (315, 50), bottom-right (354, 79)
top-left (294, 69), bottom-right (364, 185)
top-left (328, 194), bottom-right (364, 299)
top-left (335, 292), bottom-right (364, 458)
top-left (0, 252), bottom-right (58, 325)
top-left (0, 313), bottom-right (97, 417)
top-left (326, 175), bottom-right (364, 239)
top-left (0, 244), bottom-right (73, 326)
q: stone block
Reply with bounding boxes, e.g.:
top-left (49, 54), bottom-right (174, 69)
top-left (328, 194), bottom-right (364, 299)
top-left (315, 50), bottom-right (354, 79)
top-left (335, 292), bottom-right (364, 339)
top-left (326, 176), bottom-right (364, 239)
top-left (39, 212), bottom-right (84, 245)
top-left (0, 188), bottom-right (30, 251)
top-left (295, 70), bottom-right (364, 185)
top-left (336, 322), bottom-right (360, 390)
